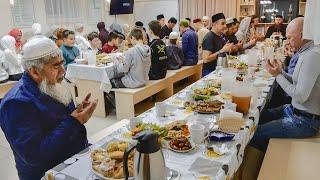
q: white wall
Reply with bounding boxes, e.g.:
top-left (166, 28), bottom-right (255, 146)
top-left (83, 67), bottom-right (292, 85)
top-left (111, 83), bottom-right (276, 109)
top-left (0, 0), bottom-right (135, 38)
top-left (0, 0), bottom-right (178, 38)
top-left (0, 0), bottom-right (13, 37)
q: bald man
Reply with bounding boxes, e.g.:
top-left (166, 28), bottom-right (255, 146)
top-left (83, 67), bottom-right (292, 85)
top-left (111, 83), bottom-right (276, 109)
top-left (243, 17), bottom-right (320, 180)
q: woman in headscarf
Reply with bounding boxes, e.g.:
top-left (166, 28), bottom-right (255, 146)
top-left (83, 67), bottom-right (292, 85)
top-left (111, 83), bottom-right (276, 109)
top-left (235, 17), bottom-right (257, 49)
top-left (0, 35), bottom-right (24, 81)
top-left (0, 49), bottom-right (9, 84)
top-left (97, 22), bottom-right (109, 46)
top-left (8, 28), bottom-right (23, 52)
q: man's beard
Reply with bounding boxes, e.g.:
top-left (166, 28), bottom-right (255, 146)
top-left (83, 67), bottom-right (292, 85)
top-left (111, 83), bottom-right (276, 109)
top-left (39, 78), bottom-right (73, 106)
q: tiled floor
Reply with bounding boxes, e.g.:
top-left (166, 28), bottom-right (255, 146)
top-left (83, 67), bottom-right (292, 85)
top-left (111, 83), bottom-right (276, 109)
top-left (0, 110), bottom-right (118, 180)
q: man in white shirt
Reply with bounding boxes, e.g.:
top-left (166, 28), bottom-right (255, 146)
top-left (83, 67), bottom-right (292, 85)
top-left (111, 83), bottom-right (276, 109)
top-left (202, 16), bottom-right (211, 30)
top-left (193, 18), bottom-right (209, 59)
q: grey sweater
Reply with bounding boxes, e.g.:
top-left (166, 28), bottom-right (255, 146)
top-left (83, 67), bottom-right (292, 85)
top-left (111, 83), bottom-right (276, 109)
top-left (276, 41), bottom-right (320, 115)
top-left (114, 44), bottom-right (151, 88)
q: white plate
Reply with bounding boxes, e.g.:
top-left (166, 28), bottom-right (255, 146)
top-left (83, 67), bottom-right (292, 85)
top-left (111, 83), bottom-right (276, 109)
top-left (63, 157), bottom-right (77, 165)
top-left (75, 58), bottom-right (87, 64)
top-left (167, 139), bottom-right (196, 153)
top-left (92, 169), bottom-right (134, 180)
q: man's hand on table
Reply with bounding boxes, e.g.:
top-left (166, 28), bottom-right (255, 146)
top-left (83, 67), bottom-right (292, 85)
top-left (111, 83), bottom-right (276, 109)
top-left (71, 93), bottom-right (98, 124)
top-left (265, 59), bottom-right (283, 76)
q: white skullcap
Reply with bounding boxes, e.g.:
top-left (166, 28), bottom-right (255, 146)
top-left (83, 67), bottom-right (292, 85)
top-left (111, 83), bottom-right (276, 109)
top-left (32, 23), bottom-right (42, 35)
top-left (226, 18), bottom-right (234, 25)
top-left (169, 32), bottom-right (179, 39)
top-left (75, 23), bottom-right (84, 30)
top-left (0, 35), bottom-right (16, 52)
top-left (22, 36), bottom-right (60, 61)
top-left (202, 16), bottom-right (210, 20)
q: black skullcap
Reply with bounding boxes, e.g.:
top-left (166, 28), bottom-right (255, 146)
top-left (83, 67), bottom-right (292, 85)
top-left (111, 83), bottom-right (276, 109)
top-left (233, 18), bottom-right (239, 24)
top-left (212, 13), bottom-right (225, 23)
top-left (168, 17), bottom-right (177, 24)
top-left (135, 21), bottom-right (144, 27)
top-left (157, 14), bottom-right (165, 20)
top-left (193, 18), bottom-right (202, 23)
top-left (275, 15), bottom-right (283, 19)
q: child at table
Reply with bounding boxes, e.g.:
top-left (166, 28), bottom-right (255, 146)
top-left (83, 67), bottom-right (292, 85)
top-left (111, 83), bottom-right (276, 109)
top-left (87, 32), bottom-right (103, 54)
top-left (166, 32), bottom-right (183, 70)
top-left (111, 28), bottom-right (151, 88)
top-left (102, 32), bottom-right (120, 54)
top-left (60, 30), bottom-right (80, 68)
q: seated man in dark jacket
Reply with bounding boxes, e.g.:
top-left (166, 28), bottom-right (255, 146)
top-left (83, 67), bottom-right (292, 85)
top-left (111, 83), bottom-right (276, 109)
top-left (265, 15), bottom-right (287, 38)
top-left (0, 36), bottom-right (98, 180)
top-left (166, 32), bottom-right (183, 70)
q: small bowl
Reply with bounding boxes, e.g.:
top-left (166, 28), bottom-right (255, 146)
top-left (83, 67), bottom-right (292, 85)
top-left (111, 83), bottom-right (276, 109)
top-left (208, 130), bottom-right (235, 142)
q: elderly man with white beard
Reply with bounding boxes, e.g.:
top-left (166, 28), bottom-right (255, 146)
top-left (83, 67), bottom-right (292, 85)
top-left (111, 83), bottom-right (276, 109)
top-left (0, 36), bottom-right (98, 180)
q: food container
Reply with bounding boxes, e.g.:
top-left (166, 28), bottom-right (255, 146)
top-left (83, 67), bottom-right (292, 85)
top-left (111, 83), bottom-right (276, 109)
top-left (208, 130), bottom-right (235, 142)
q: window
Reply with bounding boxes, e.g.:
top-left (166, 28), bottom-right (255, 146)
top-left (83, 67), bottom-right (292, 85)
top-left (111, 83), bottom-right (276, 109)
top-left (87, 0), bottom-right (103, 25)
top-left (45, 0), bottom-right (86, 25)
top-left (10, 0), bottom-right (35, 27)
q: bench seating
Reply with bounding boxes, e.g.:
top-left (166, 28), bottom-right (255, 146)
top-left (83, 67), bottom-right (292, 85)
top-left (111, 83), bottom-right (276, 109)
top-left (111, 60), bottom-right (203, 120)
top-left (0, 81), bottom-right (17, 99)
top-left (112, 73), bottom-right (174, 120)
top-left (168, 60), bottom-right (203, 84)
top-left (258, 137), bottom-right (320, 180)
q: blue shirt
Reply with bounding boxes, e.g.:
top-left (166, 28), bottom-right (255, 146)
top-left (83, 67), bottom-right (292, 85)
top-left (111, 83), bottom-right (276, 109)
top-left (287, 52), bottom-right (299, 75)
top-left (0, 73), bottom-right (88, 180)
top-left (60, 44), bottom-right (80, 68)
top-left (181, 28), bottom-right (198, 65)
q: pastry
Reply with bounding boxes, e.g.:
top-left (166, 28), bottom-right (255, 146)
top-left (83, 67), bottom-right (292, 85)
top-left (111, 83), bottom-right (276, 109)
top-left (109, 151), bottom-right (124, 160)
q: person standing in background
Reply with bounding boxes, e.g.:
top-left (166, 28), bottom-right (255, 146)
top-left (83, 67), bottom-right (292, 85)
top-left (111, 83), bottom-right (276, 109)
top-left (185, 18), bottom-right (195, 31)
top-left (9, 28), bottom-right (23, 53)
top-left (180, 19), bottom-right (198, 66)
top-left (193, 18), bottom-right (210, 59)
top-left (157, 14), bottom-right (166, 39)
top-left (201, 13), bottom-right (233, 76)
top-left (202, 16), bottom-right (211, 30)
top-left (161, 17), bottom-right (178, 38)
top-left (97, 22), bottom-right (109, 46)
